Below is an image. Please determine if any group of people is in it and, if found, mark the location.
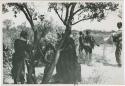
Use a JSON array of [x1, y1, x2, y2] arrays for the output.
[[79, 30, 99, 65], [78, 22, 122, 67], [10, 22, 122, 84]]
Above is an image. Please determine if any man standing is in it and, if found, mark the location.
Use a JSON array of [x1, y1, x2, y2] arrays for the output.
[[84, 30, 99, 65], [79, 31, 84, 54], [112, 22, 122, 67], [12, 30, 30, 84]]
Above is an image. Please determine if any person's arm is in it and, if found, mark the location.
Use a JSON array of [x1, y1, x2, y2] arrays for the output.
[[92, 37, 99, 46], [112, 31, 122, 42]]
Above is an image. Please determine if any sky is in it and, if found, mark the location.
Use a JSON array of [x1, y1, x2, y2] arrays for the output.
[[2, 1, 122, 32]]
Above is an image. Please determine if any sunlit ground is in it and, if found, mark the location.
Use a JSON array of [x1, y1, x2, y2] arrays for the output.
[[3, 44, 124, 84]]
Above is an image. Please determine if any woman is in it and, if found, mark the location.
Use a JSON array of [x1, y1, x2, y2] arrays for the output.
[[56, 33, 81, 84]]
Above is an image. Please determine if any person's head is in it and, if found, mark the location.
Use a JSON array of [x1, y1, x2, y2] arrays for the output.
[[79, 31, 82, 36], [117, 22, 122, 29], [20, 30, 28, 40], [86, 30, 90, 35], [82, 33, 84, 37]]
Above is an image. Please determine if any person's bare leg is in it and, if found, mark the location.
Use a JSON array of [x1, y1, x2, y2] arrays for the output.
[[88, 53, 92, 66], [85, 51, 89, 65], [115, 48, 121, 67]]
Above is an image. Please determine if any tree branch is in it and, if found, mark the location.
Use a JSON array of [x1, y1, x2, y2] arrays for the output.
[[73, 8, 84, 16], [23, 3, 33, 21], [20, 7, 31, 21], [21, 7, 34, 31], [15, 3, 35, 31], [68, 3, 76, 24], [54, 8, 65, 25], [23, 4, 35, 31], [72, 16, 92, 25], [64, 5, 69, 24]]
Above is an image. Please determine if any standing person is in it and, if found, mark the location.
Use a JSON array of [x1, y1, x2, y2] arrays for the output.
[[112, 22, 122, 67], [42, 42, 56, 83], [78, 31, 86, 63], [3, 44, 9, 65], [11, 30, 30, 84], [79, 31, 84, 54], [84, 30, 99, 65], [56, 33, 81, 84]]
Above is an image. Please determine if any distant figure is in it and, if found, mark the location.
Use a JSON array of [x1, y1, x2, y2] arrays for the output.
[[11, 30, 30, 84], [3, 44, 9, 64], [112, 22, 122, 67], [79, 31, 85, 54], [3, 44, 9, 51], [84, 30, 99, 65]]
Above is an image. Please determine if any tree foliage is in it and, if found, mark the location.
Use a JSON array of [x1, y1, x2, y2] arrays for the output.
[[3, 19, 13, 30], [2, 3, 51, 84], [48, 2, 119, 26]]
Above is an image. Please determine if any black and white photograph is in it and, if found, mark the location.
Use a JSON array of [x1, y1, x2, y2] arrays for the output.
[[2, 0, 124, 85]]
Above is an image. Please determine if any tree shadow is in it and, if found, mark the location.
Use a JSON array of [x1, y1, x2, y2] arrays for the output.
[[103, 63, 118, 67], [94, 55, 118, 67], [96, 59, 118, 67]]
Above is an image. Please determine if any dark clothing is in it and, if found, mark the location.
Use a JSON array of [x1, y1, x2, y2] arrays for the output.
[[83, 35, 97, 64], [12, 39, 29, 83], [112, 30, 122, 66], [79, 36, 84, 52], [83, 35, 95, 54], [84, 35, 95, 49], [115, 46, 121, 66], [79, 36, 83, 46], [84, 46, 92, 54], [56, 37, 81, 83], [13, 39, 28, 61]]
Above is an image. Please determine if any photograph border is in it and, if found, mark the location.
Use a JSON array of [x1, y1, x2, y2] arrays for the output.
[[0, 0, 124, 86]]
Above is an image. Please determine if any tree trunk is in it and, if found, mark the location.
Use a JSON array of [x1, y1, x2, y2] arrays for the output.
[[42, 50, 61, 83], [41, 25, 71, 83], [26, 26, 37, 84]]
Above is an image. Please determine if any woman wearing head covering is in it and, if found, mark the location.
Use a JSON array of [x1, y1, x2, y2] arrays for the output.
[[56, 33, 81, 84]]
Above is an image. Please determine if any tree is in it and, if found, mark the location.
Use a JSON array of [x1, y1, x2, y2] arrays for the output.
[[118, 8, 122, 19], [41, 2, 119, 83], [3, 19, 13, 30], [2, 3, 47, 84]]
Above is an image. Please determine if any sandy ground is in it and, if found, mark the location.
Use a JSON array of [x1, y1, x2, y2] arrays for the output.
[[3, 44, 124, 84]]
